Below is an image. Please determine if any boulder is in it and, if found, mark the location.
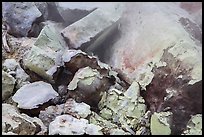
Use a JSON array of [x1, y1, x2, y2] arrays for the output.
[[61, 3, 124, 49], [2, 2, 42, 37], [12, 81, 59, 109], [23, 23, 68, 82], [104, 3, 202, 88]]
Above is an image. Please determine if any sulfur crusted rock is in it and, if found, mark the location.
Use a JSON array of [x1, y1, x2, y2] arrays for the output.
[[98, 81, 146, 134], [182, 114, 202, 135], [150, 111, 172, 135]]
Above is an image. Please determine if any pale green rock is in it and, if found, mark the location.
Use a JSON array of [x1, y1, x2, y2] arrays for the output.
[[182, 114, 202, 135], [24, 46, 56, 82], [150, 112, 172, 135], [99, 108, 113, 120], [67, 66, 101, 90], [2, 70, 16, 101], [34, 25, 67, 52], [98, 81, 146, 133]]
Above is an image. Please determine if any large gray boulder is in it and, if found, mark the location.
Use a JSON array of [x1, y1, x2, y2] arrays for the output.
[[2, 2, 42, 37]]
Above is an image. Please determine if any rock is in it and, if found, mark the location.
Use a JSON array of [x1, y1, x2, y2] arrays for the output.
[[2, 70, 16, 101], [64, 98, 91, 118], [23, 46, 56, 82], [2, 2, 42, 37], [179, 2, 202, 29], [34, 24, 68, 52], [85, 124, 103, 135], [67, 66, 112, 106], [3, 58, 30, 89], [89, 112, 129, 135], [3, 58, 19, 71], [150, 111, 172, 135], [2, 103, 36, 135], [104, 2, 202, 89], [12, 81, 59, 109], [98, 81, 146, 134], [2, 35, 36, 62], [49, 114, 89, 135], [61, 3, 124, 49], [182, 114, 202, 135], [55, 2, 94, 26], [39, 104, 64, 127], [20, 113, 47, 135], [23, 23, 68, 82], [34, 2, 49, 20]]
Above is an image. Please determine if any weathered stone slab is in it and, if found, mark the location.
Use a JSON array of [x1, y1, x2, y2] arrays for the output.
[[61, 3, 124, 49]]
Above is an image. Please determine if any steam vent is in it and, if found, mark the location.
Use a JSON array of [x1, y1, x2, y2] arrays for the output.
[[2, 2, 202, 135]]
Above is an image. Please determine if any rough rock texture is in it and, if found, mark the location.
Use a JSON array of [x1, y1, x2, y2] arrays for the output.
[[34, 24, 68, 52], [98, 81, 146, 134], [3, 58, 30, 89], [150, 112, 172, 135], [89, 112, 130, 135], [2, 34, 36, 62], [12, 81, 59, 109], [2, 2, 42, 37], [2, 103, 36, 135], [23, 23, 68, 82], [182, 114, 202, 135], [34, 2, 49, 20], [2, 70, 16, 101], [105, 2, 201, 88], [61, 3, 124, 49], [48, 114, 89, 135], [64, 98, 91, 118], [39, 104, 64, 127]]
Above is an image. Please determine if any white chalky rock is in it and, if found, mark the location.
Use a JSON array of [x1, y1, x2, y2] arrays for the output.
[[12, 81, 59, 109], [64, 99, 91, 118], [49, 115, 88, 135]]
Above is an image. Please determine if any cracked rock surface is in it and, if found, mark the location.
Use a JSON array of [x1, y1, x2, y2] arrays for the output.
[[2, 2, 202, 135]]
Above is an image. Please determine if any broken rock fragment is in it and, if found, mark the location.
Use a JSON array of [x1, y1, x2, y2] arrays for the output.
[[12, 81, 59, 109], [64, 98, 91, 118], [39, 104, 64, 127], [182, 114, 202, 135], [2, 103, 36, 135], [48, 114, 88, 135], [150, 111, 172, 135], [98, 81, 146, 134], [61, 3, 124, 49], [2, 70, 16, 101], [23, 23, 68, 82], [2, 2, 42, 37], [3, 58, 30, 89]]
